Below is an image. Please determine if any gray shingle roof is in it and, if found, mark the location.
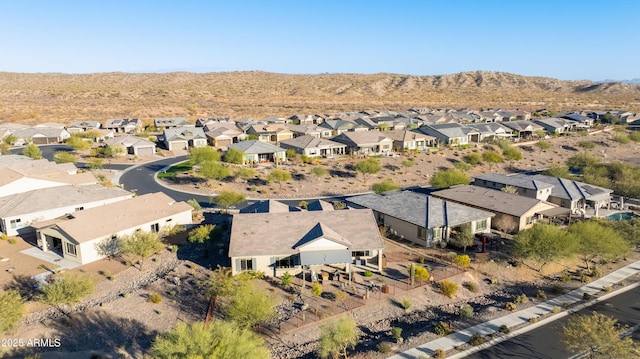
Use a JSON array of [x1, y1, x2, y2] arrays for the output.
[[346, 191, 494, 229], [473, 173, 554, 191], [227, 140, 285, 154], [511, 173, 612, 201], [279, 135, 345, 150]]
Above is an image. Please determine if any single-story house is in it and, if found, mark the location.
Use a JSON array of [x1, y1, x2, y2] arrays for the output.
[[562, 113, 594, 127], [162, 127, 207, 151], [196, 117, 232, 127], [384, 129, 437, 151], [533, 118, 575, 135], [67, 121, 102, 133], [418, 123, 480, 146], [229, 209, 384, 277], [246, 124, 294, 144], [33, 192, 193, 265], [204, 124, 245, 150], [239, 199, 301, 214], [226, 140, 286, 164], [500, 121, 545, 138], [465, 123, 514, 141], [287, 124, 333, 139], [12, 127, 71, 145], [430, 185, 559, 233], [331, 130, 394, 156], [346, 191, 494, 248], [319, 120, 366, 135], [0, 184, 132, 236], [102, 135, 157, 157], [154, 117, 194, 129], [103, 118, 143, 134], [279, 135, 346, 158]]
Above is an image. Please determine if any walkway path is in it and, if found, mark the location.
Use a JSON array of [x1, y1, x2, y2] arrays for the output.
[[389, 259, 640, 359]]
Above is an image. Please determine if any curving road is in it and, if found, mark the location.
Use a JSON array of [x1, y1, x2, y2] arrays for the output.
[[467, 285, 640, 359]]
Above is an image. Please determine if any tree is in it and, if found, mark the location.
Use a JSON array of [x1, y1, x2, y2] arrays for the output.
[[482, 150, 503, 168], [0, 142, 10, 155], [207, 266, 236, 299], [568, 221, 630, 271], [0, 290, 25, 333], [513, 223, 579, 272], [87, 157, 105, 170], [186, 198, 201, 211], [543, 164, 573, 179], [268, 168, 292, 188], [2, 134, 17, 145], [151, 321, 270, 359], [430, 169, 470, 189], [53, 151, 78, 164], [189, 146, 220, 165], [40, 273, 95, 316], [199, 161, 231, 180], [224, 281, 277, 328], [66, 136, 92, 151], [23, 143, 42, 159], [188, 224, 220, 243], [119, 231, 164, 270], [223, 148, 244, 164], [317, 316, 359, 359], [493, 215, 518, 234], [211, 190, 246, 210], [562, 311, 637, 359], [455, 223, 474, 253], [567, 152, 600, 171], [372, 178, 400, 194], [354, 158, 381, 183]]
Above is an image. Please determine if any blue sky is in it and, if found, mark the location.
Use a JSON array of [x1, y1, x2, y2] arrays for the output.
[[0, 0, 638, 80]]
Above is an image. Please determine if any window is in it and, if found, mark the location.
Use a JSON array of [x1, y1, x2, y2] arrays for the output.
[[476, 219, 487, 231], [274, 256, 295, 269], [239, 259, 253, 271], [65, 243, 77, 256], [526, 216, 535, 225], [418, 227, 426, 239], [10, 219, 21, 229], [75, 206, 84, 211], [433, 228, 442, 240], [351, 250, 370, 258], [382, 145, 390, 150]]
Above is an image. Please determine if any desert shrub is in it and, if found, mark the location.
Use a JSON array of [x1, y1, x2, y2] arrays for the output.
[[280, 272, 293, 288], [401, 298, 412, 310], [439, 280, 458, 298], [578, 141, 595, 149], [463, 153, 482, 165], [463, 281, 478, 292], [514, 293, 529, 304], [311, 283, 323, 296], [535, 289, 547, 299], [363, 270, 373, 277], [391, 327, 403, 343], [401, 158, 415, 167], [590, 266, 603, 278], [459, 304, 474, 318], [551, 284, 565, 295], [8, 238, 17, 245], [433, 348, 446, 358], [502, 146, 523, 161], [583, 292, 593, 300], [552, 306, 561, 314], [489, 278, 499, 285], [602, 285, 612, 293], [148, 293, 162, 304], [499, 324, 510, 334], [504, 302, 517, 311], [560, 273, 571, 282], [629, 131, 640, 142], [528, 316, 539, 323], [580, 275, 592, 283], [453, 161, 473, 171], [454, 255, 470, 268], [468, 333, 484, 346], [375, 342, 392, 354], [613, 135, 631, 144], [434, 321, 452, 336]]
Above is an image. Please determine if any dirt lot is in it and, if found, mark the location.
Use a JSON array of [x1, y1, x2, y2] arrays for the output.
[[2, 128, 640, 358]]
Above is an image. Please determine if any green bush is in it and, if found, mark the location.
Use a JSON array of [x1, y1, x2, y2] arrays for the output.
[[439, 280, 458, 298], [602, 285, 612, 293], [535, 289, 547, 299], [401, 298, 412, 310], [391, 327, 403, 343], [499, 324, 510, 334], [459, 304, 474, 318], [528, 316, 539, 323], [463, 281, 478, 292], [433, 348, 446, 359], [504, 302, 517, 311], [552, 306, 561, 314], [280, 271, 293, 288], [590, 266, 603, 278], [463, 153, 482, 165], [363, 270, 374, 277], [514, 293, 529, 304], [560, 273, 571, 282], [8, 238, 17, 245], [454, 255, 471, 268], [401, 158, 415, 167], [468, 333, 484, 346], [147, 293, 162, 304], [377, 342, 392, 354], [629, 131, 640, 142], [613, 135, 631, 144], [311, 283, 323, 296], [578, 141, 596, 149], [434, 321, 452, 336]]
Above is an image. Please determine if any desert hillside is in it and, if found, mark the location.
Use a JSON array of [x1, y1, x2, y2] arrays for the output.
[[0, 71, 639, 123]]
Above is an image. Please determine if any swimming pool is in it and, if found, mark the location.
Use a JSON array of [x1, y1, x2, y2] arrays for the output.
[[605, 212, 639, 221]]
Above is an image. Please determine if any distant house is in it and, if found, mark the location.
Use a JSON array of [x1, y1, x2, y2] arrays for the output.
[[228, 209, 384, 277], [465, 122, 514, 141], [319, 120, 366, 136], [204, 123, 245, 150], [331, 130, 394, 156], [346, 191, 494, 248], [103, 118, 143, 134], [418, 123, 480, 146], [279, 135, 346, 158], [562, 113, 594, 127], [628, 119, 640, 131], [533, 118, 574, 135], [12, 127, 71, 145], [431, 185, 559, 233], [162, 127, 207, 151], [246, 124, 294, 144], [500, 121, 545, 138], [384, 129, 437, 151], [67, 120, 102, 133], [473, 173, 613, 216], [288, 124, 333, 139], [226, 140, 286, 164], [154, 117, 194, 130], [102, 135, 157, 157], [33, 192, 193, 265], [195, 117, 232, 127], [0, 185, 132, 236]]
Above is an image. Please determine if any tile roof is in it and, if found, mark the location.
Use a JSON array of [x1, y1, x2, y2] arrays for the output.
[[227, 140, 285, 154]]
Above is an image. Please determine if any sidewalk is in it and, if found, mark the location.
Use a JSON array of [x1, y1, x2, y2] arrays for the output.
[[389, 259, 640, 359]]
